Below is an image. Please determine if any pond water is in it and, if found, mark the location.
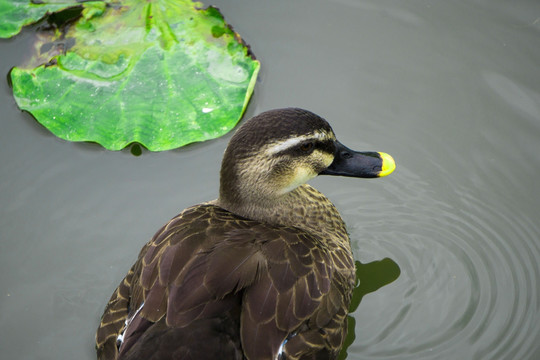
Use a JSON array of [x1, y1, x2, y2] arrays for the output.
[[1, 0, 540, 359]]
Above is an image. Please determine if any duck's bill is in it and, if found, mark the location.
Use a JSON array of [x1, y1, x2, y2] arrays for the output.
[[320, 141, 395, 178]]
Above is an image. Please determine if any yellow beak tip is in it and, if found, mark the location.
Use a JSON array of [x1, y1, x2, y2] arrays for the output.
[[378, 152, 396, 177]]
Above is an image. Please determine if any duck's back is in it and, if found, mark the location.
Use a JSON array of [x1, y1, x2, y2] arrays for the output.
[[96, 202, 354, 360]]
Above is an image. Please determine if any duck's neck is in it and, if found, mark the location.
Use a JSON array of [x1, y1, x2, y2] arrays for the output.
[[215, 184, 350, 248]]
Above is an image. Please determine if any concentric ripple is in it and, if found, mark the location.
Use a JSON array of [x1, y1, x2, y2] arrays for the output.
[[320, 162, 540, 359]]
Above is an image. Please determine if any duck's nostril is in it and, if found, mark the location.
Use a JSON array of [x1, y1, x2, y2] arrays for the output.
[[341, 151, 352, 159]]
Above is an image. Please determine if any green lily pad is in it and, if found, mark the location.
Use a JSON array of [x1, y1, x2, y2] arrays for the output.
[[8, 0, 260, 151], [0, 0, 85, 39]]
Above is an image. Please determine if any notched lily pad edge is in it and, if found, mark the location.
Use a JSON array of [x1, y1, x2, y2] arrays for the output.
[[7, 1, 261, 152]]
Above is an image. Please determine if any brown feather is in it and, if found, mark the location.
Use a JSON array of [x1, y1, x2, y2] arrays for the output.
[[244, 271, 279, 324], [241, 308, 286, 360], [275, 287, 300, 330], [293, 277, 320, 320], [96, 200, 355, 360], [95, 108, 372, 360]]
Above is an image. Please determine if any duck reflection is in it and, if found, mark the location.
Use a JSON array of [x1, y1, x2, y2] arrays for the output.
[[339, 258, 401, 359]]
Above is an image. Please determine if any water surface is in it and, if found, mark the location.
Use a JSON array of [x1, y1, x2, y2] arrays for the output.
[[1, 1, 539, 359]]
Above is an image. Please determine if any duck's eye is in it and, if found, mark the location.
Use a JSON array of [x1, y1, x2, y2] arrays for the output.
[[299, 142, 315, 153]]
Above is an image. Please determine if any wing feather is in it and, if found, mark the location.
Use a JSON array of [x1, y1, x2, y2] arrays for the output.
[[96, 204, 354, 360]]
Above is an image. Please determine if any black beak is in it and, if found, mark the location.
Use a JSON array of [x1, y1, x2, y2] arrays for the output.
[[320, 141, 395, 178]]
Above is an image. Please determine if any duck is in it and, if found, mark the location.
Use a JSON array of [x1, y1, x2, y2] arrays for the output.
[[95, 108, 395, 360]]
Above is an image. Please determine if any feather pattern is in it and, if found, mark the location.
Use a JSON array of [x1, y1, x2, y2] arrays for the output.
[[95, 108, 395, 360], [96, 201, 354, 360]]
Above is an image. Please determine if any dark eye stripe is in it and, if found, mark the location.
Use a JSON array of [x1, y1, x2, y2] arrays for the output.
[[315, 139, 335, 155], [299, 142, 314, 152]]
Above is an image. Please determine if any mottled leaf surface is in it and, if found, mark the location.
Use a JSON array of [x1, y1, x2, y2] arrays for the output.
[[0, 0, 89, 38], [9, 0, 260, 150]]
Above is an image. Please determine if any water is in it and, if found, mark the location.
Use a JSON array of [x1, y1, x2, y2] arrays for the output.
[[1, 0, 540, 359]]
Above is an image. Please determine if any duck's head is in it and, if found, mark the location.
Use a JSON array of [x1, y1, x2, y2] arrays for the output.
[[217, 108, 395, 213]]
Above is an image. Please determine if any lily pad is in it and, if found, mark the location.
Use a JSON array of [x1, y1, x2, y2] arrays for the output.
[[8, 0, 260, 151], [0, 0, 86, 39]]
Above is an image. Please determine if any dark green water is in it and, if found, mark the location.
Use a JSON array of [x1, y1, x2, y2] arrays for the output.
[[1, 1, 540, 359]]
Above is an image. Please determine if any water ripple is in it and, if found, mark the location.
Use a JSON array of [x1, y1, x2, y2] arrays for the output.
[[328, 164, 540, 359]]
